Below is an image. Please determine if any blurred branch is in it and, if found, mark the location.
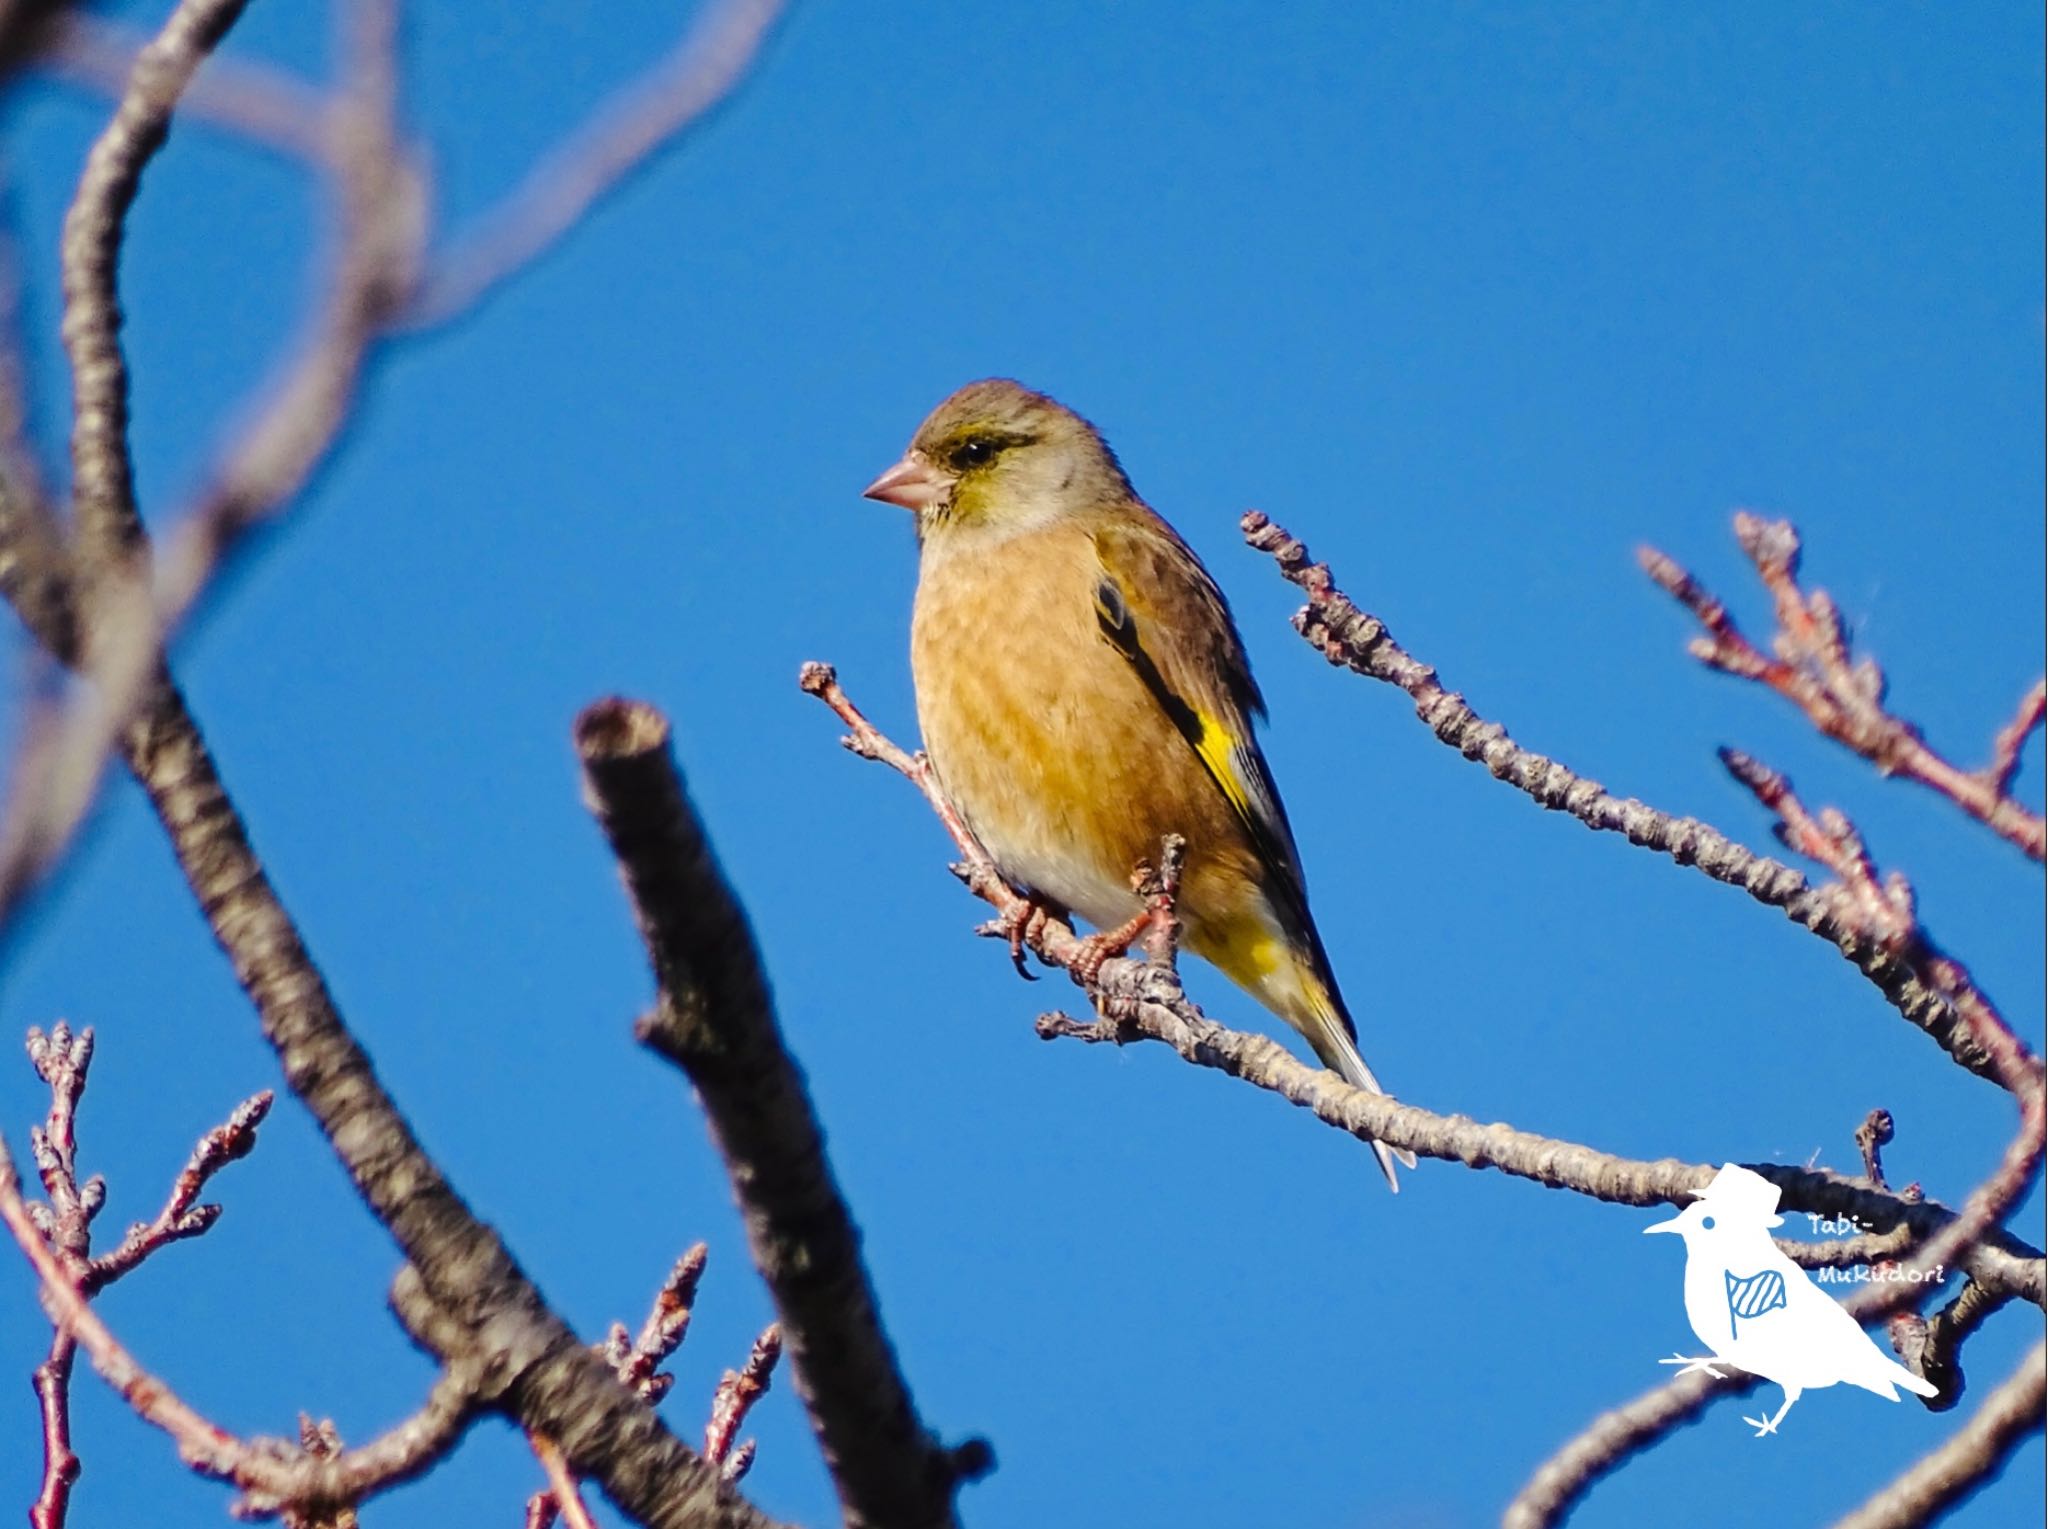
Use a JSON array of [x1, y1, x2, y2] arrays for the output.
[[1831, 1341, 2045, 1529], [17, 1023, 271, 1527], [1856, 1107, 1894, 1189], [1241, 510, 2040, 1092], [0, 4, 820, 1524], [576, 695, 989, 1529], [36, 11, 332, 163], [0, 0, 792, 945], [1641, 514, 2044, 860], [607, 1242, 709, 1404], [1889, 1277, 2009, 1413], [0, 0, 254, 935], [1503, 1363, 1757, 1529], [85, 1085, 270, 1291], [405, 0, 788, 326]]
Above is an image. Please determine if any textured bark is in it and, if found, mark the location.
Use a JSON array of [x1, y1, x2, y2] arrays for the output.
[[122, 680, 782, 1529], [578, 696, 989, 1529]]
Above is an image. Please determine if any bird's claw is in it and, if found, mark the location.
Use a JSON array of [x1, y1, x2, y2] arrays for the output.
[[1742, 1413, 1780, 1438], [979, 896, 1055, 980], [1658, 1353, 1729, 1379]]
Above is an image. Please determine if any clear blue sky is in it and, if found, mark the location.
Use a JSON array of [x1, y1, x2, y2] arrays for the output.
[[1, 3, 2041, 1527]]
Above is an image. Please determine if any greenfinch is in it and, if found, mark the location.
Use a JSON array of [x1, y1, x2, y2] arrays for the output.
[[865, 379, 1412, 1190]]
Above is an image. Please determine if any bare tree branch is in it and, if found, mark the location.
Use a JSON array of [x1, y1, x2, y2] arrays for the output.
[[60, 0, 251, 571], [1890, 1276, 2012, 1413], [0, 5, 818, 1522], [704, 1325, 781, 1484], [1641, 515, 2045, 860], [35, 12, 333, 163], [576, 694, 992, 1529], [1831, 1341, 2046, 1529], [2, 1025, 477, 1524], [798, 664, 2044, 1302], [1240, 510, 2041, 1093], [526, 1434, 599, 1529], [405, 0, 789, 327], [1502, 1364, 1754, 1529]]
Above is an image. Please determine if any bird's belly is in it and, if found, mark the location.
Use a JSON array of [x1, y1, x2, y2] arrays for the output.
[[924, 690, 1157, 930], [912, 545, 1197, 932]]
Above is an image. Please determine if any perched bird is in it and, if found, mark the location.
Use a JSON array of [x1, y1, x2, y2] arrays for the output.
[[864, 378, 1412, 1189], [1646, 1164, 1939, 1435]]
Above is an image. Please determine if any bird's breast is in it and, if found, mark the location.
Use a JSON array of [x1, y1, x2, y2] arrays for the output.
[[909, 526, 1243, 932]]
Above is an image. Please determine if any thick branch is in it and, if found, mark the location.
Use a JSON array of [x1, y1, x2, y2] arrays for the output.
[[118, 681, 779, 1529], [576, 695, 989, 1529], [61, 0, 251, 570]]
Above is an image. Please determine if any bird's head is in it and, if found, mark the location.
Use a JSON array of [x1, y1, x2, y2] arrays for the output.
[[863, 378, 1133, 543]]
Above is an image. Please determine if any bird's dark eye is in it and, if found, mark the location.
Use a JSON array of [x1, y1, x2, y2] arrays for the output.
[[953, 437, 997, 469], [1700, 1215, 1716, 1231]]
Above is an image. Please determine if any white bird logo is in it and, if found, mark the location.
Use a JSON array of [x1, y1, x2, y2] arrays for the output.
[[1644, 1163, 1938, 1436]]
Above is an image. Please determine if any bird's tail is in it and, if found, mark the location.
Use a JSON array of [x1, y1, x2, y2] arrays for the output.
[[1267, 935, 1414, 1193], [1301, 966, 1416, 1194], [1195, 911, 1414, 1191]]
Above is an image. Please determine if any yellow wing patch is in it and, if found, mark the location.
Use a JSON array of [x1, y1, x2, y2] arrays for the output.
[[1192, 709, 1257, 824]]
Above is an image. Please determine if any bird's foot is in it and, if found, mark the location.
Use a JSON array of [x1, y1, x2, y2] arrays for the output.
[[978, 895, 1058, 980], [1070, 906, 1153, 987], [1658, 1353, 1729, 1379], [1742, 1412, 1781, 1438]]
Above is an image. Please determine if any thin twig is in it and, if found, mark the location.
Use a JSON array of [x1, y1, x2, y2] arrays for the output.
[[1856, 1108, 1894, 1189], [1641, 515, 2044, 859], [86, 1088, 270, 1290], [604, 1242, 708, 1404], [526, 1434, 599, 1529], [61, 0, 252, 570], [1243, 510, 2040, 1092], [704, 1325, 781, 1483], [2, 1127, 482, 1520]]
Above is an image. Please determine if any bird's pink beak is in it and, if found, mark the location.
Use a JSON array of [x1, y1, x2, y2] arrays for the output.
[[863, 453, 948, 512]]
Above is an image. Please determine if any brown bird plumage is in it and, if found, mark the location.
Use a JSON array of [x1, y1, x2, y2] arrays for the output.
[[866, 379, 1410, 1189]]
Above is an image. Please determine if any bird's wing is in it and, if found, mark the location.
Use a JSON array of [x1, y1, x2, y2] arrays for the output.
[[1090, 514, 1307, 896]]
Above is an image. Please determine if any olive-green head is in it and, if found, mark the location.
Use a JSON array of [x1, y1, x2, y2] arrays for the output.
[[863, 378, 1133, 541]]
